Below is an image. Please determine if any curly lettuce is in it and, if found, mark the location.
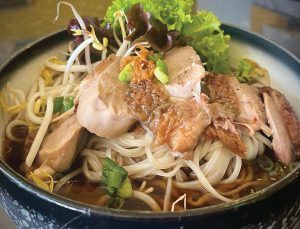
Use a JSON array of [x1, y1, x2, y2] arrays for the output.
[[182, 11, 231, 73], [104, 0, 193, 31], [105, 1, 231, 74]]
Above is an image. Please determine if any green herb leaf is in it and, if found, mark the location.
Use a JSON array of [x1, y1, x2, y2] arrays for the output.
[[104, 0, 193, 31], [182, 11, 231, 73]]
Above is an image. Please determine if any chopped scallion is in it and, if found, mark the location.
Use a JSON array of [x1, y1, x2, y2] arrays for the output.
[[118, 63, 133, 83], [53, 96, 64, 113], [117, 177, 132, 198], [62, 96, 74, 112], [100, 157, 132, 201], [156, 58, 168, 73], [154, 67, 169, 84]]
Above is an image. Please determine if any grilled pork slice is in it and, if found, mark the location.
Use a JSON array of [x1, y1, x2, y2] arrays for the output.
[[261, 87, 300, 164], [76, 55, 136, 138], [147, 97, 211, 154], [37, 114, 86, 172], [164, 46, 205, 99]]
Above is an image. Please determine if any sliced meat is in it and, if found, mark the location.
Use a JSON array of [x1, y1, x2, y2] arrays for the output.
[[204, 73, 240, 120], [125, 80, 169, 121], [79, 55, 117, 92], [77, 55, 136, 138], [37, 114, 86, 172], [263, 92, 292, 165], [236, 84, 271, 136], [147, 98, 211, 153], [205, 121, 246, 158], [260, 87, 300, 148], [204, 74, 246, 156], [164, 46, 205, 99]]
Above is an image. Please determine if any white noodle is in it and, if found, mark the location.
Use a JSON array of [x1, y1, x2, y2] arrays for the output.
[[221, 155, 242, 184], [163, 178, 172, 211], [5, 119, 28, 142], [25, 96, 53, 167], [184, 160, 230, 202], [26, 92, 44, 124]]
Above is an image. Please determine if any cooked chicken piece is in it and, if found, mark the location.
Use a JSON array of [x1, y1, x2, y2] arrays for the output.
[[236, 84, 271, 136], [147, 98, 211, 153], [205, 120, 246, 158], [263, 92, 292, 165], [164, 46, 205, 99], [79, 55, 117, 92], [204, 73, 240, 120], [37, 114, 86, 172], [260, 87, 300, 148], [77, 55, 136, 138], [125, 80, 169, 121]]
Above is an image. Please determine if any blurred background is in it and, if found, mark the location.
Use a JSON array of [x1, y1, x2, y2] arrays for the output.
[[0, 0, 299, 228]]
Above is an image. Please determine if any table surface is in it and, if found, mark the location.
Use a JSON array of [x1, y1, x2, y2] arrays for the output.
[[0, 0, 299, 228]]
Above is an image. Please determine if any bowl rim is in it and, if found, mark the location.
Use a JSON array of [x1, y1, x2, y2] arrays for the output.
[[0, 24, 300, 221]]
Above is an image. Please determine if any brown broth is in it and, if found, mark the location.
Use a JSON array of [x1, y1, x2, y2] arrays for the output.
[[2, 137, 294, 211]]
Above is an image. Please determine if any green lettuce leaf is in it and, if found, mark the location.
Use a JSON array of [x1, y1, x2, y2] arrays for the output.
[[104, 0, 193, 31], [182, 11, 231, 73]]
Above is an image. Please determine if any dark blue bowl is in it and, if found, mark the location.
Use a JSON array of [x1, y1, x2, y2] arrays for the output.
[[1, 25, 300, 229]]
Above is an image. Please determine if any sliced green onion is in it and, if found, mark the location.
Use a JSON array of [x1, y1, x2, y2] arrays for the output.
[[148, 53, 162, 62], [62, 96, 74, 112], [154, 68, 169, 84], [118, 63, 133, 83], [107, 186, 116, 197], [100, 157, 131, 199], [103, 157, 116, 170], [156, 58, 168, 73], [117, 177, 132, 198], [53, 96, 64, 113], [258, 155, 274, 172], [108, 170, 123, 189]]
